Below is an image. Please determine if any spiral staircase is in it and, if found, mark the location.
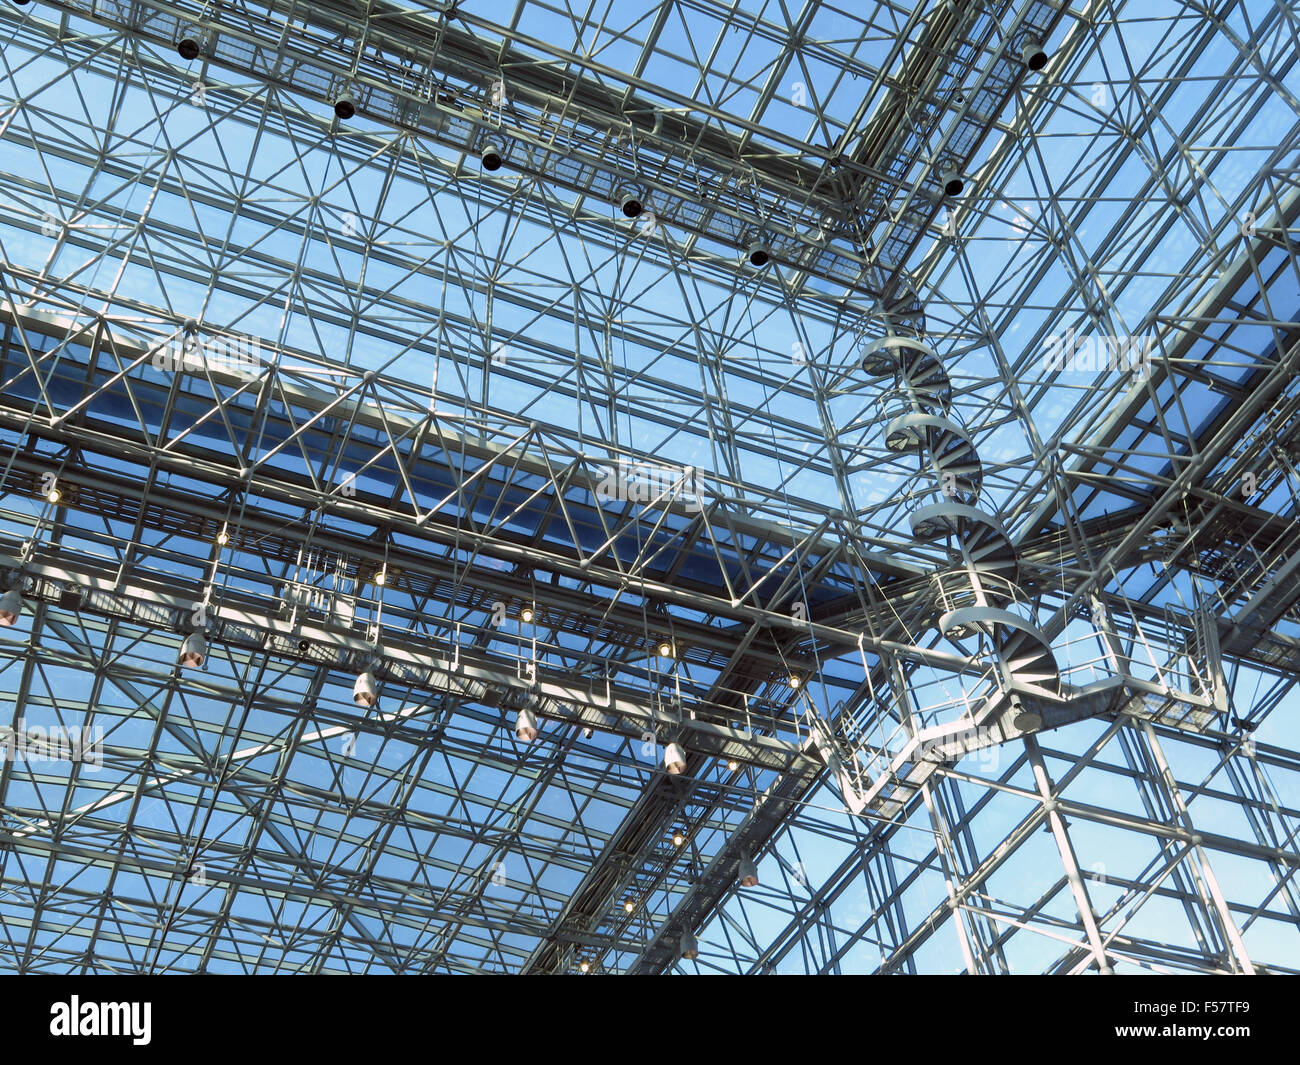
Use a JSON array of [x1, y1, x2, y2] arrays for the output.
[[864, 332, 1062, 732]]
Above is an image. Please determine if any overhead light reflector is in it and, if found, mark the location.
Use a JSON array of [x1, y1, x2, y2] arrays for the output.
[[179, 632, 207, 668], [353, 670, 379, 707], [516, 706, 539, 742], [0, 589, 24, 626]]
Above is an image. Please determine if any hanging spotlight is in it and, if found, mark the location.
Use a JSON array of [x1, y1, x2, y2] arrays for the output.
[[788, 673, 803, 690], [1020, 35, 1048, 71], [179, 632, 207, 668], [177, 32, 202, 61], [1013, 705, 1043, 731], [727, 758, 739, 772], [623, 898, 636, 914], [663, 741, 687, 775], [374, 567, 387, 586], [616, 181, 645, 219], [1009, 695, 1042, 732], [940, 168, 964, 197], [333, 90, 357, 120], [578, 959, 591, 973], [520, 605, 535, 624], [353, 670, 379, 707], [45, 486, 61, 504], [516, 705, 539, 742], [480, 142, 504, 171], [738, 855, 759, 888], [0, 588, 25, 626], [680, 931, 698, 960], [745, 237, 771, 268], [215, 530, 229, 546], [672, 828, 686, 847], [656, 639, 673, 658]]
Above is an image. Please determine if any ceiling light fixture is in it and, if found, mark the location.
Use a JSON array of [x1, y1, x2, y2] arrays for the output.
[[0, 588, 24, 626], [1020, 35, 1048, 71], [353, 670, 379, 707], [738, 856, 759, 888], [516, 706, 539, 742], [178, 632, 207, 669], [616, 181, 645, 219], [333, 90, 356, 120], [177, 32, 201, 61]]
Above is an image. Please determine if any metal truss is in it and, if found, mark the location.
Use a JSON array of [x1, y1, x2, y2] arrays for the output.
[[0, 0, 1297, 974]]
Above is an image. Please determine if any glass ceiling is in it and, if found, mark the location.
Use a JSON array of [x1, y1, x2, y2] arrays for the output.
[[0, 0, 1298, 974]]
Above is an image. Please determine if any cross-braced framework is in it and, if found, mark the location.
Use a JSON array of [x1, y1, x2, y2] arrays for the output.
[[0, 0, 1297, 975]]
